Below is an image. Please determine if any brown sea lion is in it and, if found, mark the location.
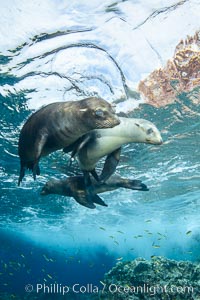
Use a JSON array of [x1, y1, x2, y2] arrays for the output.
[[18, 97, 120, 185], [41, 175, 149, 209], [66, 117, 163, 183]]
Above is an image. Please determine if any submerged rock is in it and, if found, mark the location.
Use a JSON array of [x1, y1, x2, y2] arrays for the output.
[[138, 32, 200, 107], [99, 256, 200, 299]]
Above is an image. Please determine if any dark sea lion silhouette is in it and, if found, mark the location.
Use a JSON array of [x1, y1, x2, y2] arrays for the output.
[[18, 97, 120, 185], [41, 175, 149, 209]]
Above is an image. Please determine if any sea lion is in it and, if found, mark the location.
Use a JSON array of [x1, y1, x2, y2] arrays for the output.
[[67, 117, 163, 183], [18, 97, 120, 185], [41, 175, 149, 209]]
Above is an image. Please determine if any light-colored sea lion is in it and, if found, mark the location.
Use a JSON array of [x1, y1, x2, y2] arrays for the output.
[[18, 97, 120, 185], [41, 175, 149, 209], [68, 117, 163, 182]]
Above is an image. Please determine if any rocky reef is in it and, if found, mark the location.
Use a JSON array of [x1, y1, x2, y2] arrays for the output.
[[138, 32, 200, 107], [99, 256, 200, 299]]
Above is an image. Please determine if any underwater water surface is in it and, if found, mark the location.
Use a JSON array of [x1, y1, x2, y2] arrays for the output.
[[0, 0, 200, 299]]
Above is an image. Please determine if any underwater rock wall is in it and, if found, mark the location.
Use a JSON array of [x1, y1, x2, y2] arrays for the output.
[[99, 256, 200, 299], [138, 32, 200, 107]]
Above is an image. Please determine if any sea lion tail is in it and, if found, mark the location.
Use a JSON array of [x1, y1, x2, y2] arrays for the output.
[[118, 179, 149, 191]]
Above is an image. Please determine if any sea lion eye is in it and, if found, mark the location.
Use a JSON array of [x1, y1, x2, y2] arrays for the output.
[[147, 128, 153, 135], [95, 109, 104, 118], [135, 123, 140, 127]]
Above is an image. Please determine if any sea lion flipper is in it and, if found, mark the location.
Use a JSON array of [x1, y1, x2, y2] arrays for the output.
[[32, 161, 41, 180], [73, 190, 107, 208], [119, 179, 149, 191], [18, 164, 25, 186], [92, 195, 108, 207], [100, 147, 121, 182], [90, 169, 100, 182], [73, 193, 96, 209]]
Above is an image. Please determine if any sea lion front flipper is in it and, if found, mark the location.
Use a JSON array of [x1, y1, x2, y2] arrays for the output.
[[18, 164, 26, 186], [73, 192, 96, 209], [92, 195, 108, 207], [100, 147, 121, 182], [73, 190, 107, 208], [63, 133, 93, 166], [118, 179, 149, 191]]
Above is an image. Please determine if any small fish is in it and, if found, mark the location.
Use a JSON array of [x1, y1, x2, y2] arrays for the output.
[[21, 254, 25, 258], [114, 241, 119, 245], [186, 230, 192, 235], [151, 255, 156, 259], [9, 273, 14, 276], [49, 259, 54, 262], [152, 245, 160, 249], [145, 219, 152, 223], [109, 236, 114, 239], [117, 230, 124, 234], [157, 232, 167, 238], [47, 274, 53, 279], [43, 255, 50, 262], [99, 227, 106, 231], [116, 257, 123, 261]]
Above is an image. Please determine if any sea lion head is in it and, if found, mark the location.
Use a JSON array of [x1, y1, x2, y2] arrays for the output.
[[78, 97, 120, 129], [133, 119, 163, 145]]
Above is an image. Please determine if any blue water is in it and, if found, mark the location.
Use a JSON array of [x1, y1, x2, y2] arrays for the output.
[[0, 1, 200, 299]]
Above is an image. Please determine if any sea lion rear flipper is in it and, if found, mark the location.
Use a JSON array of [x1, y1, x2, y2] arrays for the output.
[[18, 164, 25, 186], [100, 147, 121, 182], [32, 161, 40, 180], [31, 131, 47, 180]]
